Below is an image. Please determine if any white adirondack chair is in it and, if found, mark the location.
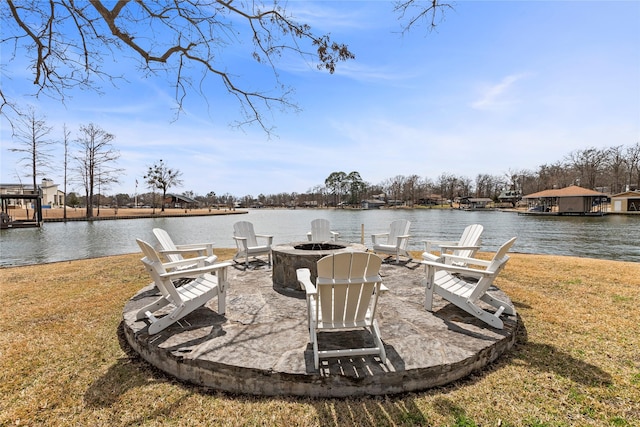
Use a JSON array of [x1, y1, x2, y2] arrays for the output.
[[371, 219, 412, 263], [153, 228, 218, 268], [297, 251, 387, 370], [232, 221, 273, 269], [421, 237, 517, 329], [422, 224, 483, 265], [136, 239, 232, 335], [306, 218, 340, 242]]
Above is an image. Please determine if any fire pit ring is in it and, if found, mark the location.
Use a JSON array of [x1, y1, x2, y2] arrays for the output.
[[271, 241, 367, 297]]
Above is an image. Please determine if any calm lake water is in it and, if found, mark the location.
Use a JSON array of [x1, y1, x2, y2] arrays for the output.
[[1, 209, 639, 267]]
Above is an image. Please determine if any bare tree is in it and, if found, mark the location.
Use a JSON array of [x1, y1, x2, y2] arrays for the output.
[[1, 0, 355, 133], [74, 123, 121, 218], [536, 161, 574, 190], [435, 173, 457, 202], [6, 106, 54, 193], [606, 145, 628, 194], [475, 174, 494, 198], [62, 124, 71, 219], [625, 142, 640, 190], [565, 147, 608, 189], [402, 174, 421, 206], [415, 176, 436, 204], [383, 175, 407, 204], [144, 159, 183, 212], [458, 176, 473, 198]]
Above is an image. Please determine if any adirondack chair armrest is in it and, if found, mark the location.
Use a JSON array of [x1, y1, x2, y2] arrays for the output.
[[422, 239, 457, 251], [160, 256, 209, 270], [233, 235, 248, 248], [296, 268, 317, 296], [174, 242, 215, 255], [160, 261, 233, 279], [371, 232, 389, 244], [254, 234, 274, 244], [395, 234, 411, 243], [159, 243, 214, 257], [441, 254, 491, 268], [159, 248, 201, 254], [420, 259, 489, 278], [438, 244, 480, 252]]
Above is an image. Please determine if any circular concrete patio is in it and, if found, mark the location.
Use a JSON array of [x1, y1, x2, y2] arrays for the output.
[[122, 259, 519, 397]]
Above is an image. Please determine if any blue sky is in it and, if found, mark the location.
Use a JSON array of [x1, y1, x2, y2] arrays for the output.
[[1, 1, 639, 198]]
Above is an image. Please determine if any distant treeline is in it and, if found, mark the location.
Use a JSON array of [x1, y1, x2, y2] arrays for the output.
[[70, 143, 639, 209]]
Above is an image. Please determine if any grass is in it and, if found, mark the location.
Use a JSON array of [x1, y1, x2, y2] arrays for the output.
[[1, 249, 639, 426]]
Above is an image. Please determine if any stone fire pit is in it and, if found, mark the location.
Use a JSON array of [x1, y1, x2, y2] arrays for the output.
[[271, 241, 367, 297]]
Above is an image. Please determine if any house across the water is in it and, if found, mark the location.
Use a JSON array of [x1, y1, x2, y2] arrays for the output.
[[459, 197, 494, 210], [0, 178, 64, 228]]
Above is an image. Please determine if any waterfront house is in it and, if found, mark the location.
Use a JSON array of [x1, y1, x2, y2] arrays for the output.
[[460, 197, 494, 210], [164, 193, 199, 209]]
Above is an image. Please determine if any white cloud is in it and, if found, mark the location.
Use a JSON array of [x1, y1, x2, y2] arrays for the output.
[[470, 73, 529, 111]]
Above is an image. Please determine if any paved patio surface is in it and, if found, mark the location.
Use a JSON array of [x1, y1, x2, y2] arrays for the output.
[[122, 258, 518, 397]]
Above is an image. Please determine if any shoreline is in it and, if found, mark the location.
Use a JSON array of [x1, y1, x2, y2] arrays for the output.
[[42, 209, 248, 222], [37, 207, 248, 221]]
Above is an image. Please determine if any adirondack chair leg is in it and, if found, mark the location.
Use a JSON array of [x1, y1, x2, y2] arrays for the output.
[[147, 312, 181, 335], [217, 271, 228, 315], [465, 301, 504, 329], [423, 264, 435, 311], [136, 297, 170, 320], [311, 327, 319, 370], [480, 294, 516, 316], [371, 320, 386, 363]]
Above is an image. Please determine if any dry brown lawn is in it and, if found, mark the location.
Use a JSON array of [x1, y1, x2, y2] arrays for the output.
[[1, 249, 639, 426]]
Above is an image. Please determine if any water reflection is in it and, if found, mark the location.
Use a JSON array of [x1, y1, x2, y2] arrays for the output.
[[1, 209, 638, 266]]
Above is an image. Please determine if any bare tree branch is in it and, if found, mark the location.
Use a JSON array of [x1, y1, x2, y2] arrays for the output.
[[1, 0, 355, 133], [394, 0, 454, 33]]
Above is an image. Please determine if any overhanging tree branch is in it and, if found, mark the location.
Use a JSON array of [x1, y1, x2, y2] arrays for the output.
[[1, 0, 356, 133], [394, 0, 453, 33]]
